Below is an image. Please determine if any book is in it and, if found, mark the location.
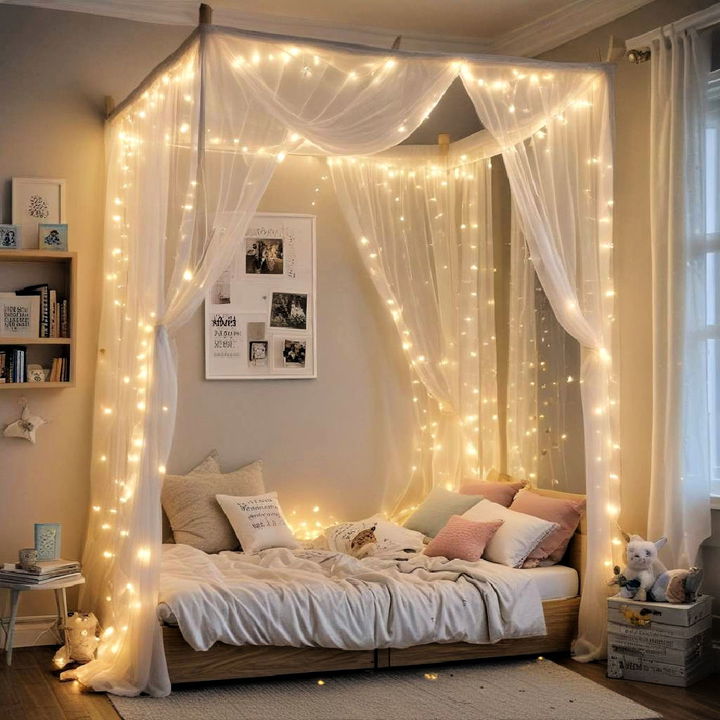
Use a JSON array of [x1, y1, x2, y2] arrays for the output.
[[0, 567, 79, 582], [49, 289, 57, 337], [0, 349, 5, 383], [60, 299, 69, 338], [18, 559, 79, 575], [0, 572, 81, 586], [17, 284, 50, 337], [0, 293, 40, 338]]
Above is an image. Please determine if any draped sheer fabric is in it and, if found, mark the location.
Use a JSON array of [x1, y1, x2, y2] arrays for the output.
[[69, 25, 617, 694], [463, 62, 619, 661], [647, 27, 712, 568], [330, 147, 499, 510]]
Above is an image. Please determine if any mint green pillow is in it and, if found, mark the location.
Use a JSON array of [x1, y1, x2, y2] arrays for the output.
[[403, 487, 484, 537]]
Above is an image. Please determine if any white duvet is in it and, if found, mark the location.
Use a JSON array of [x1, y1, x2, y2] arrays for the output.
[[158, 543, 547, 651]]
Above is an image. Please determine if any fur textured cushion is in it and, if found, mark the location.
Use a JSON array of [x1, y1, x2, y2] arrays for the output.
[[424, 516, 504, 562], [162, 460, 265, 553]]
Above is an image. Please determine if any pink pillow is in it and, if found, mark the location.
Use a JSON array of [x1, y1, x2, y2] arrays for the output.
[[459, 481, 524, 507], [424, 515, 504, 562], [509, 489, 586, 567]]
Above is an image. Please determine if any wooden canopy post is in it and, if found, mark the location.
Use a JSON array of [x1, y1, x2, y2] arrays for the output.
[[104, 96, 116, 119], [199, 3, 213, 25], [437, 133, 450, 156]]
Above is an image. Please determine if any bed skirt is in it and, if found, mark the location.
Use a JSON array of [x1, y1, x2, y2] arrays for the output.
[[163, 595, 580, 684]]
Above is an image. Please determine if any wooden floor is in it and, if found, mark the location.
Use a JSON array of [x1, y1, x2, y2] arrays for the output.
[[0, 645, 718, 720]]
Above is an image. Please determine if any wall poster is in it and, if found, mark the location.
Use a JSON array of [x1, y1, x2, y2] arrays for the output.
[[205, 213, 317, 379]]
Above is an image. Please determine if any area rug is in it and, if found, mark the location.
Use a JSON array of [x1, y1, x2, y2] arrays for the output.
[[109, 658, 660, 720]]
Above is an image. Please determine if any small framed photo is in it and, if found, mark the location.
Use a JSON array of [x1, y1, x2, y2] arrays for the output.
[[0, 225, 20, 249], [248, 340, 268, 368], [246, 237, 284, 275], [269, 292, 308, 330], [39, 223, 68, 251], [12, 177, 66, 248], [282, 338, 307, 368], [34, 522, 61, 561]]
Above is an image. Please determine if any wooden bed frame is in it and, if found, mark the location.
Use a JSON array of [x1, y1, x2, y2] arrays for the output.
[[163, 488, 587, 684]]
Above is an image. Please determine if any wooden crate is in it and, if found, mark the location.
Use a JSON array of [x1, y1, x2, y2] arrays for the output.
[[607, 595, 714, 687]]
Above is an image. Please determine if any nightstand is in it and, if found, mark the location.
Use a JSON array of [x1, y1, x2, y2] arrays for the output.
[[0, 575, 85, 666]]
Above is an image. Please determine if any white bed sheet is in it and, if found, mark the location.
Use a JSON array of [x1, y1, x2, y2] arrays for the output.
[[520, 564, 578, 601], [157, 543, 549, 651]]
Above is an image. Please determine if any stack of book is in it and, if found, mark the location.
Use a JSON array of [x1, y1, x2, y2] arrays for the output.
[[48, 356, 69, 382], [0, 346, 26, 383], [17, 283, 70, 338], [0, 559, 81, 586]]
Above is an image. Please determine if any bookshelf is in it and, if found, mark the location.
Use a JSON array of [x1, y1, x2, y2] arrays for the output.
[[0, 250, 76, 389]]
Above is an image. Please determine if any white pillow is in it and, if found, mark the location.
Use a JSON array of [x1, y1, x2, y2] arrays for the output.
[[462, 499, 558, 568], [216, 491, 299, 554], [325, 516, 425, 558]]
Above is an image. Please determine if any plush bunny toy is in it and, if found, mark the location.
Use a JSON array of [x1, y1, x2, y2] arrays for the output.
[[617, 534, 667, 601]]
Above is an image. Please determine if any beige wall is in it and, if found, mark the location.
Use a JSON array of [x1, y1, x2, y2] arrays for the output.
[[171, 157, 415, 522], [0, 5, 189, 617]]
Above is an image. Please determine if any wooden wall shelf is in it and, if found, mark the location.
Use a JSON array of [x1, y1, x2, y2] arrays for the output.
[[0, 250, 76, 389]]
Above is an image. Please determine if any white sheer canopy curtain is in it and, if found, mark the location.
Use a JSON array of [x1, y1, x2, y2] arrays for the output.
[[70, 24, 616, 695], [462, 62, 620, 661], [330, 148, 499, 512], [70, 28, 457, 697], [647, 26, 712, 568]]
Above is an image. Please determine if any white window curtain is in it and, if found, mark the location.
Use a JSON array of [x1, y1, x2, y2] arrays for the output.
[[330, 146, 499, 511], [67, 26, 616, 695], [462, 63, 619, 661], [647, 26, 712, 568]]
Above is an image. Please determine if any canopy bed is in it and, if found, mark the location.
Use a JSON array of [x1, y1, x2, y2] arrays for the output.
[[66, 5, 620, 697]]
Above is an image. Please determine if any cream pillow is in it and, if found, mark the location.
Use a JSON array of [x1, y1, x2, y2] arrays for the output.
[[462, 498, 559, 568], [162, 460, 265, 553], [216, 491, 299, 554], [161, 451, 222, 543]]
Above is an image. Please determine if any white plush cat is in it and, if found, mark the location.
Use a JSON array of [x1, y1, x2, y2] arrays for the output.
[[618, 534, 667, 601]]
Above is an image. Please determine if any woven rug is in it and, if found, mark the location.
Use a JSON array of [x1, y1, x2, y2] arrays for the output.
[[109, 658, 660, 720]]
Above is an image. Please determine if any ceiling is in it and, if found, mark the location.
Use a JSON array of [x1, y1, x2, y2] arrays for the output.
[[1, 0, 654, 55], [208, 0, 574, 42]]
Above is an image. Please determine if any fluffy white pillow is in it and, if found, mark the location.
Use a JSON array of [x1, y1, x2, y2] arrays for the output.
[[462, 499, 558, 568], [325, 516, 425, 558], [216, 491, 299, 554]]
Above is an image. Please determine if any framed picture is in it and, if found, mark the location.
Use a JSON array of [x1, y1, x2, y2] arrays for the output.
[[34, 522, 61, 561], [0, 293, 40, 337], [38, 223, 68, 251], [0, 225, 20, 249], [12, 177, 66, 249], [205, 213, 316, 379]]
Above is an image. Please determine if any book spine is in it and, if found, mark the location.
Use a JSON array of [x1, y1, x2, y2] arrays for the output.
[[49, 290, 57, 338], [0, 350, 5, 383], [61, 299, 68, 338], [40, 286, 49, 337]]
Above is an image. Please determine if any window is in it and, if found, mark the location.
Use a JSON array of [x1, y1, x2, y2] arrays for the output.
[[705, 70, 720, 498]]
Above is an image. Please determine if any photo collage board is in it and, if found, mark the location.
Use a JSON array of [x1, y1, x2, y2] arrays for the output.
[[205, 213, 316, 379]]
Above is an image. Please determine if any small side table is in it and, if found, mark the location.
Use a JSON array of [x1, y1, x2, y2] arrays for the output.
[[0, 575, 85, 666]]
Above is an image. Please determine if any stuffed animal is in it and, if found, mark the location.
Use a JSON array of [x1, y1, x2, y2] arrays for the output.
[[53, 612, 99, 669], [614, 534, 667, 601], [649, 567, 704, 603]]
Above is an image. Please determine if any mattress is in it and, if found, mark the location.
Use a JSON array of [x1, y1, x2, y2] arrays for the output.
[[518, 564, 578, 601]]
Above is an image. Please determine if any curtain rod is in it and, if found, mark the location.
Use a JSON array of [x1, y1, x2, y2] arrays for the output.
[[626, 2, 720, 55]]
